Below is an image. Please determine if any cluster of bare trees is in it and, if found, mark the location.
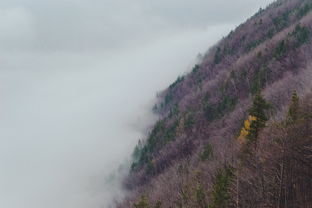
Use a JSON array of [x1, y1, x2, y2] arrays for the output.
[[230, 94, 312, 208], [117, 1, 312, 207]]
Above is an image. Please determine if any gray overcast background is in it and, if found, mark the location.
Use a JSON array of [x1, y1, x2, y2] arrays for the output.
[[0, 0, 273, 208]]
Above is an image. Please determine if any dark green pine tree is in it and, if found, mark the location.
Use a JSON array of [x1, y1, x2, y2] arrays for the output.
[[247, 93, 270, 142], [134, 196, 150, 208], [209, 165, 234, 208], [154, 201, 162, 208], [286, 91, 299, 125]]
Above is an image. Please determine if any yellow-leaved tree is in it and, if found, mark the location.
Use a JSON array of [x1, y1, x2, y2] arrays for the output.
[[237, 115, 257, 144]]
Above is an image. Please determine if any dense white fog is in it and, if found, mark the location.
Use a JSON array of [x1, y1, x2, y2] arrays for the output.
[[0, 0, 273, 207]]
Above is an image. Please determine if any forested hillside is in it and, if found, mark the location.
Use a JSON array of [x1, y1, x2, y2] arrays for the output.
[[118, 0, 312, 207]]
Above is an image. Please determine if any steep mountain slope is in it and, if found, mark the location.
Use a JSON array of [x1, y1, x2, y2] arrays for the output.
[[118, 0, 312, 207]]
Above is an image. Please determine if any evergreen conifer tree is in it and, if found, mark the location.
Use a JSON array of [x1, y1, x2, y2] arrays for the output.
[[286, 91, 299, 124], [247, 93, 270, 142]]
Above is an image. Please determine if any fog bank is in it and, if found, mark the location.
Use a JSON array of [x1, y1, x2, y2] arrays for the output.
[[0, 0, 273, 207]]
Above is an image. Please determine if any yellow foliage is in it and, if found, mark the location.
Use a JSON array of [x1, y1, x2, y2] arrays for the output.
[[237, 115, 257, 144], [240, 128, 249, 137], [244, 120, 251, 131], [249, 115, 257, 121]]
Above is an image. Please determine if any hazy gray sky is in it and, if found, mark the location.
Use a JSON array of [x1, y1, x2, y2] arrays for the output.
[[0, 0, 273, 208]]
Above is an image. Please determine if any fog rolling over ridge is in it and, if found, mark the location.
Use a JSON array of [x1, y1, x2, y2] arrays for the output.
[[0, 0, 273, 207]]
